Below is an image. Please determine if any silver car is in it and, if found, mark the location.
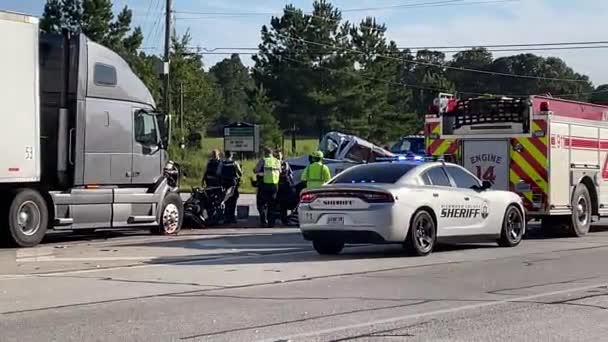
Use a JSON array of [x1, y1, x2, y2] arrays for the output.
[[298, 160, 525, 256]]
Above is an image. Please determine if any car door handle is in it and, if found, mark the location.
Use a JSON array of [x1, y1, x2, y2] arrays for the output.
[[433, 193, 439, 198], [464, 197, 470, 201], [133, 171, 140, 177]]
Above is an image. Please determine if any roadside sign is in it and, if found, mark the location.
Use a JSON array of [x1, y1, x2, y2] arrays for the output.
[[223, 122, 260, 152]]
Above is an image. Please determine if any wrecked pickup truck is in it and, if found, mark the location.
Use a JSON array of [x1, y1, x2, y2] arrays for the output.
[[287, 132, 395, 181]]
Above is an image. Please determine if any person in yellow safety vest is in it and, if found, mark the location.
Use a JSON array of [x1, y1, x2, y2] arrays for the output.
[[301, 150, 331, 189], [254, 147, 281, 227]]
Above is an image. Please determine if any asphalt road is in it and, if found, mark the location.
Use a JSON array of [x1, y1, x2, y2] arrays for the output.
[[1, 223, 608, 341]]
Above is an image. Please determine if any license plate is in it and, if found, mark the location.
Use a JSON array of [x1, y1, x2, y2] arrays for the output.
[[327, 215, 345, 225]]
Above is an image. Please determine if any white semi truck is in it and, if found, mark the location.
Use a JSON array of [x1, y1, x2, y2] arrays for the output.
[[0, 11, 182, 247]]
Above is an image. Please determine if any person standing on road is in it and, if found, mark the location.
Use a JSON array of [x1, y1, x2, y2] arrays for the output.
[[254, 147, 281, 227], [275, 151, 294, 224], [203, 149, 222, 187], [219, 151, 242, 224], [276, 151, 294, 187], [301, 150, 331, 190]]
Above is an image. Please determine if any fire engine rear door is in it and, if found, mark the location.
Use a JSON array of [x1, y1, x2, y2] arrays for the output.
[[462, 140, 510, 191]]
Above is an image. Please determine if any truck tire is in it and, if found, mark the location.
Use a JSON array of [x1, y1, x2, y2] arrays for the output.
[[2, 189, 49, 247], [404, 209, 436, 256], [498, 205, 525, 247], [151, 192, 183, 235], [567, 184, 592, 237]]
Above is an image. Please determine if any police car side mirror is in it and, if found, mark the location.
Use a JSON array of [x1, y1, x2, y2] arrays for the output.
[[481, 180, 492, 190]]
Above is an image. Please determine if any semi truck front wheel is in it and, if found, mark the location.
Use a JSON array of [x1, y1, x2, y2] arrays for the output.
[[2, 189, 49, 247], [151, 192, 183, 235]]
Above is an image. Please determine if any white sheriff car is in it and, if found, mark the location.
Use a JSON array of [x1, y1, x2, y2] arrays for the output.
[[298, 160, 525, 256]]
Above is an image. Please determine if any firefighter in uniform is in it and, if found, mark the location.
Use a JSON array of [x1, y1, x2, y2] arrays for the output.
[[301, 150, 331, 190], [219, 151, 242, 224], [254, 147, 281, 227]]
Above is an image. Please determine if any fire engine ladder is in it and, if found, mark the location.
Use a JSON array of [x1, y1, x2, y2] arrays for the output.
[[449, 97, 530, 132]]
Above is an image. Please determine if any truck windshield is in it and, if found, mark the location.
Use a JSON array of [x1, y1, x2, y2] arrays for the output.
[[391, 138, 425, 155], [319, 135, 340, 159]]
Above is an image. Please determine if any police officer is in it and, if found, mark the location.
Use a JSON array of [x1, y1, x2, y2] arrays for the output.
[[275, 151, 294, 187], [254, 147, 281, 227], [203, 149, 222, 187], [275, 151, 294, 224], [301, 150, 331, 189], [219, 151, 242, 224]]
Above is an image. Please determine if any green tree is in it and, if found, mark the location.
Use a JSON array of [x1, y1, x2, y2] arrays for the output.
[[488, 54, 592, 99], [447, 48, 494, 96], [246, 86, 282, 148], [209, 54, 255, 129], [170, 32, 223, 145], [590, 84, 608, 104], [254, 1, 352, 136], [409, 50, 455, 115]]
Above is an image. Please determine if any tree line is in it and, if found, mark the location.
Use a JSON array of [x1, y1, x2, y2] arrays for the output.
[[41, 0, 608, 148]]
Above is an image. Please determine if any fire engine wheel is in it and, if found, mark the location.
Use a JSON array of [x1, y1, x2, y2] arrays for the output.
[[2, 189, 49, 248], [151, 193, 183, 235], [567, 184, 592, 237]]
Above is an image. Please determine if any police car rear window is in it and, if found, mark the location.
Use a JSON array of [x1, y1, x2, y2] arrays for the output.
[[330, 163, 417, 184]]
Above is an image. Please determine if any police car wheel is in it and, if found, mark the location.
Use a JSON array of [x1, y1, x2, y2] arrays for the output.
[[312, 240, 344, 255], [498, 205, 524, 247], [567, 184, 591, 237], [405, 209, 436, 256]]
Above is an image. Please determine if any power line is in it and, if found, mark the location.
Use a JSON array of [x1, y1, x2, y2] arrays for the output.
[[173, 0, 518, 19], [277, 55, 603, 98], [140, 0, 155, 36], [172, 51, 605, 98], [173, 0, 519, 48], [273, 32, 589, 83], [139, 44, 608, 54], [398, 40, 608, 50], [174, 0, 463, 16], [146, 0, 163, 52], [409, 45, 608, 53]]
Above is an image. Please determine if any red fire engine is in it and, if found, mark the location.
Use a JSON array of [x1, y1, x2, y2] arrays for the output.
[[425, 93, 608, 236]]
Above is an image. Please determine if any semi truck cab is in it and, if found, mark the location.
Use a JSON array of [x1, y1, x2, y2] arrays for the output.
[[0, 11, 182, 247]]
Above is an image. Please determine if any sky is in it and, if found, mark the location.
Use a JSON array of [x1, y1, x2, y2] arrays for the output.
[[4, 0, 608, 85]]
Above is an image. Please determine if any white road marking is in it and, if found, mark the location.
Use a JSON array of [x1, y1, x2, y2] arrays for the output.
[[257, 281, 608, 342], [16, 256, 167, 262], [0, 249, 316, 278]]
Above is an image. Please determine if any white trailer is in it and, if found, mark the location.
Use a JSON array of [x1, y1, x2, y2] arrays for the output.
[[0, 11, 40, 183]]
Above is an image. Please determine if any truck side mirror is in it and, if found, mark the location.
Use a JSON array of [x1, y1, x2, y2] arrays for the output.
[[154, 113, 171, 150]]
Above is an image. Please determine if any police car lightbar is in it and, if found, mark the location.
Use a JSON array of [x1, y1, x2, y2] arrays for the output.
[[376, 155, 444, 163]]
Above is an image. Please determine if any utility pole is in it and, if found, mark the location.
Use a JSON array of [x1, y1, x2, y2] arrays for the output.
[[180, 82, 185, 151], [163, 0, 172, 115]]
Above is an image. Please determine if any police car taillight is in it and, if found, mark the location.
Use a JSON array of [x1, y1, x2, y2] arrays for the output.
[[300, 193, 317, 203], [361, 192, 394, 203]]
